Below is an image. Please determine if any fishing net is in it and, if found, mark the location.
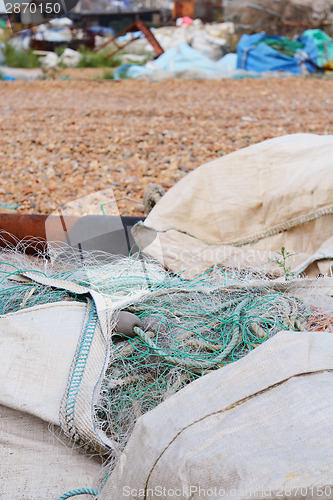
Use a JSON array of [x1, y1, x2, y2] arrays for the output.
[[0, 231, 332, 467], [255, 37, 305, 57]]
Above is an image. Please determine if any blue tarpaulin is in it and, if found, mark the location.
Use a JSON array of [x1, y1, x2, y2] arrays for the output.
[[236, 34, 318, 74], [113, 43, 258, 80], [114, 44, 229, 79]]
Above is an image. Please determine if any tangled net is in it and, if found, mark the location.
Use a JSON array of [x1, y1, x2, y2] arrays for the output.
[[0, 232, 332, 460]]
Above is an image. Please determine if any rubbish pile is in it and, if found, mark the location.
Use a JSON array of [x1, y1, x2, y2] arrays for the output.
[[113, 27, 333, 80], [124, 21, 235, 60], [113, 43, 255, 81], [2, 11, 333, 81]]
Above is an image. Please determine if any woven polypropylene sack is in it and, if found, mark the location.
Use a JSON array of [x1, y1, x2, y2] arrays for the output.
[[98, 331, 333, 500], [0, 296, 112, 499], [133, 134, 333, 278]]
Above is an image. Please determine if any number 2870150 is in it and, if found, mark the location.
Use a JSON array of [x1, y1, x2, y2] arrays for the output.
[[6, 2, 61, 14]]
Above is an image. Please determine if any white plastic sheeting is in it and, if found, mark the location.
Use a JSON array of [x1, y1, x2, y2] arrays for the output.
[[60, 47, 82, 68], [121, 22, 234, 59]]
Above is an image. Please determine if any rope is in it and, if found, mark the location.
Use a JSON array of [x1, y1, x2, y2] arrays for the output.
[[133, 297, 250, 370], [230, 205, 333, 246], [56, 488, 100, 500]]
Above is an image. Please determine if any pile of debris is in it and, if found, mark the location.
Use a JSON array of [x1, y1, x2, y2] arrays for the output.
[[112, 26, 333, 79]]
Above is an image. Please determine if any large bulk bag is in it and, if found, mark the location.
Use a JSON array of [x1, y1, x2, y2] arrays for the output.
[[99, 331, 333, 499], [133, 134, 333, 279], [0, 279, 113, 499]]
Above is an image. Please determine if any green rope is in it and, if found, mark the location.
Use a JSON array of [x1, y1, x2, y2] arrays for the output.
[[56, 488, 100, 500], [133, 297, 250, 370]]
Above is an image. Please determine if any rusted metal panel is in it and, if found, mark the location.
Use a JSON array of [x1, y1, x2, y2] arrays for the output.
[[0, 214, 146, 256], [0, 214, 75, 255], [136, 19, 164, 57], [97, 20, 164, 60]]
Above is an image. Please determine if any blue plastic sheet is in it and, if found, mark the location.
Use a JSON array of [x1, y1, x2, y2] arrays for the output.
[[151, 43, 224, 73], [236, 34, 318, 74], [87, 26, 116, 37], [217, 52, 237, 71], [113, 44, 252, 80]]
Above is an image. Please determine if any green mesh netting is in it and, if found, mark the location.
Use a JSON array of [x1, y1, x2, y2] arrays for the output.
[[2, 233, 325, 460], [256, 37, 304, 58]]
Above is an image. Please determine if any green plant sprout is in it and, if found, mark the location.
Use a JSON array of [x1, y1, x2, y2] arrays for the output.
[[271, 246, 297, 281]]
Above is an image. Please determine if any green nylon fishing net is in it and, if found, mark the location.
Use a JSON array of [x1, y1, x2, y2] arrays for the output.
[[256, 37, 304, 58], [303, 29, 333, 66], [1, 235, 322, 459]]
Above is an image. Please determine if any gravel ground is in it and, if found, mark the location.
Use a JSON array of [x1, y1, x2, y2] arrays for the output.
[[0, 77, 332, 216]]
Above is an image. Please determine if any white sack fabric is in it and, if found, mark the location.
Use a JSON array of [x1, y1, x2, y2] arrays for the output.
[[133, 134, 333, 279], [99, 331, 333, 500], [0, 291, 112, 499], [0, 405, 102, 500], [0, 255, 332, 498]]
